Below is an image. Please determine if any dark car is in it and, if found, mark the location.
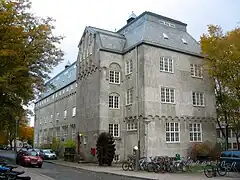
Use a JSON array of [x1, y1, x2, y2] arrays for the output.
[[16, 150, 43, 168], [220, 151, 240, 171]]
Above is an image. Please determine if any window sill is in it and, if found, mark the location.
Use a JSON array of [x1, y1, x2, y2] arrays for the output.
[[113, 137, 121, 140], [127, 129, 137, 132], [190, 141, 202, 143], [109, 82, 121, 85], [125, 73, 132, 76], [160, 70, 174, 74], [166, 142, 180, 144], [125, 103, 133, 107], [161, 102, 176, 105], [109, 108, 120, 110], [193, 105, 205, 108], [191, 76, 203, 79]]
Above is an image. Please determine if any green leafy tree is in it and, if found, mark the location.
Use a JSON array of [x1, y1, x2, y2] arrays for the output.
[[0, 0, 64, 138], [200, 25, 240, 149]]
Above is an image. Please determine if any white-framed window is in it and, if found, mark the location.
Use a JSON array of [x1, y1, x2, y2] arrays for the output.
[[113, 154, 120, 162], [76, 83, 78, 88], [160, 57, 173, 73], [50, 114, 53, 123], [71, 84, 73, 90], [190, 64, 203, 78], [166, 122, 180, 143], [126, 89, 133, 105], [109, 124, 120, 137], [62, 127, 68, 140], [72, 127, 76, 140], [161, 87, 175, 103], [72, 107, 76, 117], [64, 110, 67, 119], [56, 112, 60, 121], [189, 123, 202, 142], [109, 71, 120, 84], [192, 92, 204, 106], [59, 91, 61, 96], [109, 95, 120, 109], [127, 122, 137, 131], [125, 60, 133, 75], [62, 88, 65, 94], [66, 87, 69, 91]]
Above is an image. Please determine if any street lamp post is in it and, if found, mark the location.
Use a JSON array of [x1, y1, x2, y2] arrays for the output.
[[14, 116, 20, 152]]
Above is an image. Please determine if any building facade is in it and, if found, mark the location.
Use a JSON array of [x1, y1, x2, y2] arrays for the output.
[[34, 62, 77, 147], [76, 11, 217, 161]]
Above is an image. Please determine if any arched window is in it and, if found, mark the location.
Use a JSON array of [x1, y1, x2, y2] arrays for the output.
[[109, 63, 121, 84]]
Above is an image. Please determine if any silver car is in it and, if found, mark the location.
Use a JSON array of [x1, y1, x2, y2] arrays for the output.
[[40, 149, 57, 160]]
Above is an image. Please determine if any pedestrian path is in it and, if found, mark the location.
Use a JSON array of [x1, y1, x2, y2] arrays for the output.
[[44, 160, 240, 180]]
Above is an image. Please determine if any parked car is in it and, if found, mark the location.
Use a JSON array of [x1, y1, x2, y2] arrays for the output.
[[220, 151, 240, 171], [16, 150, 43, 168], [39, 149, 57, 160], [28, 148, 40, 155]]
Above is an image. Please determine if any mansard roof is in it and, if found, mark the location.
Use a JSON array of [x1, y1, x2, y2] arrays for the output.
[[37, 61, 77, 101], [87, 11, 201, 56]]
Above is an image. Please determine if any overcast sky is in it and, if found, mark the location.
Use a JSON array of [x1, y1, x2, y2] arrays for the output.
[[29, 0, 239, 126]]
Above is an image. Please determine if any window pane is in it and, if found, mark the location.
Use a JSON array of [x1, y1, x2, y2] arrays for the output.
[[115, 72, 120, 83], [161, 88, 165, 102], [109, 71, 114, 83], [168, 58, 173, 72]]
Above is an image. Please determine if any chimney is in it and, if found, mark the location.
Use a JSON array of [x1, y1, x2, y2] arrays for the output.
[[127, 11, 137, 24]]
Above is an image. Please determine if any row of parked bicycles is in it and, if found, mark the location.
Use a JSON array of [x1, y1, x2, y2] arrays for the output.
[[0, 159, 31, 180], [122, 155, 193, 173], [122, 155, 239, 178]]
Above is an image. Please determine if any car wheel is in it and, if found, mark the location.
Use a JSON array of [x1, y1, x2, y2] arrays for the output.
[[38, 164, 42, 168]]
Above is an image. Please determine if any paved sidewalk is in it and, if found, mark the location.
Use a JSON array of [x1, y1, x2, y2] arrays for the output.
[[44, 160, 240, 180]]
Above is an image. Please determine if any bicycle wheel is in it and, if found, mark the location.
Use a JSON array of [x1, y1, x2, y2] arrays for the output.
[[153, 164, 160, 173], [204, 165, 214, 178], [217, 165, 227, 176], [128, 162, 134, 171], [147, 162, 155, 172], [122, 162, 130, 171]]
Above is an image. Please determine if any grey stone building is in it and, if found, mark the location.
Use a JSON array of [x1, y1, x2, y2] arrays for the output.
[[34, 62, 77, 147], [76, 11, 217, 162]]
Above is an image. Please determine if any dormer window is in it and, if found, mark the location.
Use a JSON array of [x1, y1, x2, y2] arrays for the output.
[[181, 38, 187, 44], [163, 33, 168, 39]]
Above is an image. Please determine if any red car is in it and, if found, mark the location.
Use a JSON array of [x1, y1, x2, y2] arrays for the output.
[[16, 150, 43, 168]]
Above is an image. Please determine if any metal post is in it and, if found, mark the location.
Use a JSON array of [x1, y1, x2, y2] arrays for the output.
[[135, 118, 140, 171]]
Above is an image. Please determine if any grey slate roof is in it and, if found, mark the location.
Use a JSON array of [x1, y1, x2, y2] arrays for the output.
[[37, 62, 77, 101], [89, 11, 201, 55]]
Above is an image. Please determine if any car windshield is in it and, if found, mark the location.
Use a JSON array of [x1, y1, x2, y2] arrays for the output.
[[27, 151, 38, 156], [43, 150, 53, 153]]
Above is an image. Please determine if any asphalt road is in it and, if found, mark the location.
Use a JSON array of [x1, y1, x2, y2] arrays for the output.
[[30, 162, 143, 180]]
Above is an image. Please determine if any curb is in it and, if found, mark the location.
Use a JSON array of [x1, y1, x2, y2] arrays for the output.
[[44, 161, 158, 180]]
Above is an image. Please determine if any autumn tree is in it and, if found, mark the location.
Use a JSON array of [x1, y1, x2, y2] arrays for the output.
[[0, 0, 64, 136], [200, 25, 240, 150], [19, 125, 34, 145]]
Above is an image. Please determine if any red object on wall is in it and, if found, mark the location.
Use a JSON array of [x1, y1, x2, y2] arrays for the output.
[[91, 148, 96, 156]]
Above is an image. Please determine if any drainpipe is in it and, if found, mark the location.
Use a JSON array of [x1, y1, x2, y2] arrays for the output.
[[135, 46, 140, 171]]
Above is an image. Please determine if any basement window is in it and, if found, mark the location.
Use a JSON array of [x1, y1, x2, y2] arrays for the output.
[[163, 33, 168, 39]]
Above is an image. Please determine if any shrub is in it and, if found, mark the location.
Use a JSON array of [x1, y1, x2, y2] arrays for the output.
[[64, 139, 76, 148]]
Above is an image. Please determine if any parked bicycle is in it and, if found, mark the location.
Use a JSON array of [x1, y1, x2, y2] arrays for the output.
[[204, 160, 227, 178]]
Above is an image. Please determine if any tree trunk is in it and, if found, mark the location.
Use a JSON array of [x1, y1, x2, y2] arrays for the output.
[[237, 136, 240, 150], [224, 111, 229, 150]]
